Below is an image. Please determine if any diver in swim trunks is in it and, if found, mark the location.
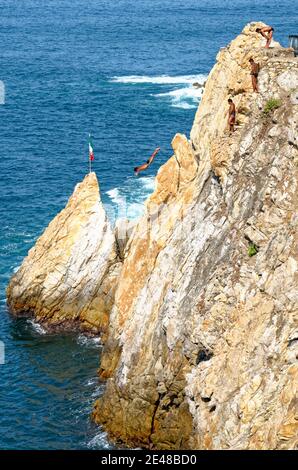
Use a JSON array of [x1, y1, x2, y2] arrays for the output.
[[228, 98, 236, 134], [134, 147, 161, 175], [256, 26, 274, 48], [249, 58, 260, 93]]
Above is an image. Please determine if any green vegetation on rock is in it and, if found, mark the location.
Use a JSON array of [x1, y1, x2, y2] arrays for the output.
[[248, 242, 259, 257], [263, 98, 282, 115]]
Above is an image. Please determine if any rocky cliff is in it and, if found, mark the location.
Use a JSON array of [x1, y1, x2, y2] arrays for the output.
[[93, 23, 298, 449], [7, 173, 121, 335], [7, 22, 298, 449]]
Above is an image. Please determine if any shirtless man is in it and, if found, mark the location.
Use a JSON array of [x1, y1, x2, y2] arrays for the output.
[[134, 147, 160, 175], [228, 98, 236, 134], [256, 26, 274, 48], [249, 58, 260, 92]]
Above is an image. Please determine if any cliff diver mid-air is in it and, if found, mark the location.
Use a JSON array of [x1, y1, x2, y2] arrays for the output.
[[134, 147, 160, 175]]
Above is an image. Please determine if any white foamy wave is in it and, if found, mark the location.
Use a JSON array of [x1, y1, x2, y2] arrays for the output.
[[140, 176, 156, 191], [110, 74, 207, 85], [87, 431, 112, 450], [28, 320, 47, 335], [106, 188, 125, 207], [174, 103, 195, 109], [126, 202, 144, 220], [155, 85, 204, 109], [106, 190, 145, 220], [85, 377, 98, 387], [77, 334, 101, 348], [106, 175, 155, 221], [91, 386, 103, 398]]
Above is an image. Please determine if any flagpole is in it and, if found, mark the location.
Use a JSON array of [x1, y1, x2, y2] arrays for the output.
[[89, 133, 91, 174]]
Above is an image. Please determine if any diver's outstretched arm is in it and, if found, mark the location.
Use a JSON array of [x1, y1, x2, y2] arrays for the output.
[[148, 147, 161, 165]]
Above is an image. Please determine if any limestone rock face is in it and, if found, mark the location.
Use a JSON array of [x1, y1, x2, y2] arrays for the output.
[[7, 172, 121, 334], [93, 23, 298, 449]]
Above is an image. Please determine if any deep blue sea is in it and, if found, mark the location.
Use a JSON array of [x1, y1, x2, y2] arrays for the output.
[[0, 0, 297, 450]]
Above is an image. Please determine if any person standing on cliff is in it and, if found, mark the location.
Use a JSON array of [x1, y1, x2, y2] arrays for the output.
[[134, 147, 160, 175], [249, 58, 260, 93], [228, 98, 236, 134], [256, 26, 274, 48]]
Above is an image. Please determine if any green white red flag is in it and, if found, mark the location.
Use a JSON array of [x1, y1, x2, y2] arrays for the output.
[[89, 135, 94, 161]]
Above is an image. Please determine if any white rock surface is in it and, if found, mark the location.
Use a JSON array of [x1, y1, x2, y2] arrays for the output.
[[7, 172, 121, 334]]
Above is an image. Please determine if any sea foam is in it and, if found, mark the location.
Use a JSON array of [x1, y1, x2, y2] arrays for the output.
[[110, 74, 207, 85], [28, 320, 47, 335], [77, 334, 101, 348], [106, 188, 125, 206], [87, 431, 112, 450], [105, 175, 155, 221], [155, 84, 204, 109], [110, 74, 207, 109]]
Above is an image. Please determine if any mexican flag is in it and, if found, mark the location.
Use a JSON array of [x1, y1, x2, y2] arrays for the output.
[[89, 135, 94, 161]]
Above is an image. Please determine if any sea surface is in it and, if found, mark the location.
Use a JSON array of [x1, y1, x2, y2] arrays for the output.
[[0, 0, 296, 450]]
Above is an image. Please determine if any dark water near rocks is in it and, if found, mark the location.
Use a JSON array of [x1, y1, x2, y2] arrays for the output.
[[0, 0, 296, 449]]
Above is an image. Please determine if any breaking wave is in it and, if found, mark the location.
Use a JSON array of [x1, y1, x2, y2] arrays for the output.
[[110, 74, 207, 109], [76, 334, 101, 348], [155, 85, 204, 109], [87, 431, 113, 450], [27, 320, 47, 335], [105, 175, 155, 222], [110, 74, 207, 85]]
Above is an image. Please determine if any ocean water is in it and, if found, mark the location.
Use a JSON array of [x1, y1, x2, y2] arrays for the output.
[[0, 0, 296, 450]]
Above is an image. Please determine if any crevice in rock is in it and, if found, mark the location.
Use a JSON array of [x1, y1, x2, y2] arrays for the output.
[[201, 395, 212, 403], [196, 348, 213, 364], [211, 170, 221, 185], [148, 393, 163, 448], [114, 233, 125, 262], [211, 170, 223, 191], [288, 337, 298, 347], [173, 152, 181, 193], [288, 141, 298, 151]]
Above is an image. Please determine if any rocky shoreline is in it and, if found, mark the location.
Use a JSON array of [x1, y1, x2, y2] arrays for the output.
[[7, 22, 298, 449]]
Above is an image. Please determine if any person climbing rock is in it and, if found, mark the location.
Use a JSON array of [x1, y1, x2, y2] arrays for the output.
[[134, 147, 160, 175], [227, 98, 236, 134], [256, 26, 274, 48], [249, 58, 260, 92]]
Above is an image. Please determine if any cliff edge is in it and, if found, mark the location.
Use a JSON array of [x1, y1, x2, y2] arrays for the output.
[[93, 23, 298, 449]]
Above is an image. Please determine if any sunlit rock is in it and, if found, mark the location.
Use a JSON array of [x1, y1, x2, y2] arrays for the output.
[[7, 172, 121, 335]]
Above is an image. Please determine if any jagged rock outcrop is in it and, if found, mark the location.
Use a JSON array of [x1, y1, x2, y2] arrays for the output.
[[93, 23, 298, 449], [7, 172, 121, 335]]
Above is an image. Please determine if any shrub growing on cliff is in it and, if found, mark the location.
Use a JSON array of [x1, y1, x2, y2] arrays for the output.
[[263, 98, 282, 115], [248, 242, 259, 257]]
